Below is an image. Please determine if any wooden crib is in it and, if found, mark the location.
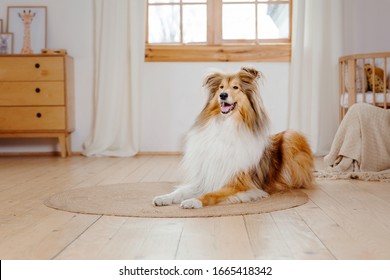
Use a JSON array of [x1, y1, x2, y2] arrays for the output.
[[339, 52, 390, 121]]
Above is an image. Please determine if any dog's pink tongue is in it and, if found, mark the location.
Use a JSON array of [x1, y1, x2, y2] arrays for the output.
[[221, 103, 233, 113]]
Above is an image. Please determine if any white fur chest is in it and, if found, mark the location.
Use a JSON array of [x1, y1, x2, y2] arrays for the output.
[[181, 117, 267, 194]]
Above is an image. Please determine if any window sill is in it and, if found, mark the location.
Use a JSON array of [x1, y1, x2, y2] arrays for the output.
[[145, 44, 291, 62]]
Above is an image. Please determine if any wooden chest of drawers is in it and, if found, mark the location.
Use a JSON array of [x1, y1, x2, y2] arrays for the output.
[[0, 55, 74, 157]]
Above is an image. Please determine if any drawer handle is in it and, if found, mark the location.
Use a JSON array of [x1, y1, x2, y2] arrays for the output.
[[35, 88, 41, 93], [35, 63, 40, 69], [36, 112, 42, 118]]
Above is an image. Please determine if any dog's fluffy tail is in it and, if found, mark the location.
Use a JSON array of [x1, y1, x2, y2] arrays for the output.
[[257, 130, 315, 194]]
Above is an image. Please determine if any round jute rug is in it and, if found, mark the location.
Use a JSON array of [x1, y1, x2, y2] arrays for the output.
[[44, 182, 309, 218]]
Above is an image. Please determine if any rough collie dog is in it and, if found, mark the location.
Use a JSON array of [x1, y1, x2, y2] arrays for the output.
[[153, 67, 314, 209]]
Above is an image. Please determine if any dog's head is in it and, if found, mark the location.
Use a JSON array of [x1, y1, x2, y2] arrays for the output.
[[200, 67, 269, 132], [203, 67, 261, 115]]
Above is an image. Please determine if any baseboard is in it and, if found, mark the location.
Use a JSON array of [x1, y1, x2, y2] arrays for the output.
[[136, 151, 183, 156], [0, 151, 181, 157], [0, 151, 83, 157]]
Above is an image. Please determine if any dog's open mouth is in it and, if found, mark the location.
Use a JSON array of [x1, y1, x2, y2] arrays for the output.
[[220, 102, 237, 114]]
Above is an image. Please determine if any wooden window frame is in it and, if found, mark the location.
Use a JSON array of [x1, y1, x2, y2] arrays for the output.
[[145, 0, 292, 62]]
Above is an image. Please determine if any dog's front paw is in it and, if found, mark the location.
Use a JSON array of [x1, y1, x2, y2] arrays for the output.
[[181, 198, 203, 209], [153, 195, 174, 206]]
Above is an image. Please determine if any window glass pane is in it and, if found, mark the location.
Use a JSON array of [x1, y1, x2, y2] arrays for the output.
[[222, 4, 256, 40], [183, 5, 207, 43], [148, 5, 180, 43], [258, 3, 289, 39]]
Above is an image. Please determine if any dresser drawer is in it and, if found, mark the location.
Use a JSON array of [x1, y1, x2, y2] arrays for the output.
[[0, 57, 64, 81], [0, 82, 65, 106], [0, 107, 66, 131]]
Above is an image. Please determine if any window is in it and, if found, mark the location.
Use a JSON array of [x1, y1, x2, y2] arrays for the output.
[[146, 0, 291, 62]]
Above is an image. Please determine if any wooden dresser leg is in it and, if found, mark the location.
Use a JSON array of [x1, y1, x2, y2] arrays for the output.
[[58, 135, 67, 158], [65, 134, 72, 156]]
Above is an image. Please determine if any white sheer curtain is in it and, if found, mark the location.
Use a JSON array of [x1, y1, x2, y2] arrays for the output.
[[288, 0, 343, 155], [83, 0, 146, 157]]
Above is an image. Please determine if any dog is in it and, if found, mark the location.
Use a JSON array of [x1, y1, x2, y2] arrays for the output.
[[153, 67, 314, 209]]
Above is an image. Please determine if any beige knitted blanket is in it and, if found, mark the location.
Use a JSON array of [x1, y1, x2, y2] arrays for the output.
[[316, 103, 390, 181]]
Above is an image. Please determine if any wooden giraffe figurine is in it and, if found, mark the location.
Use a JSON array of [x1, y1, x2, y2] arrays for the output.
[[18, 10, 36, 54]]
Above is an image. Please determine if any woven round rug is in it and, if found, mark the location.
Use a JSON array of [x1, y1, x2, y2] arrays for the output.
[[44, 182, 309, 218]]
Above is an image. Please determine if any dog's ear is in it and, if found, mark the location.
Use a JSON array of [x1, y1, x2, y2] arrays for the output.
[[240, 67, 262, 82], [203, 72, 223, 92]]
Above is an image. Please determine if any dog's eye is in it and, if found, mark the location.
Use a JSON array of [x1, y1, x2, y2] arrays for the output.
[[219, 85, 224, 89], [233, 86, 239, 90]]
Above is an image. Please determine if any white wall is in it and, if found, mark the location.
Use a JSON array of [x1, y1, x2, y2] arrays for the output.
[[343, 0, 390, 55], [1, 0, 388, 154], [0, 0, 289, 154], [140, 62, 289, 152]]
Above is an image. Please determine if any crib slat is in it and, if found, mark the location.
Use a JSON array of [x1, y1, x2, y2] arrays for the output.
[[348, 59, 356, 107], [362, 58, 366, 103], [339, 60, 344, 122], [372, 59, 376, 106], [384, 57, 387, 109]]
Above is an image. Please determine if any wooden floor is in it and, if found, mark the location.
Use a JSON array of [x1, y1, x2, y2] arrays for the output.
[[1, 155, 390, 260]]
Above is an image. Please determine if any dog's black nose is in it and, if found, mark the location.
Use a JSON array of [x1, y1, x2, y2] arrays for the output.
[[219, 92, 228, 100]]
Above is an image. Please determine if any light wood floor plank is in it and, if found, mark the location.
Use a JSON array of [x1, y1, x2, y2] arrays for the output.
[[128, 218, 185, 260], [98, 156, 153, 185], [270, 209, 335, 259], [175, 216, 255, 260], [307, 183, 390, 259], [0, 157, 67, 191], [158, 156, 183, 182], [356, 181, 390, 203], [140, 156, 174, 182], [120, 156, 156, 183], [0, 158, 89, 224], [0, 207, 55, 244], [244, 214, 294, 259], [296, 200, 372, 259], [318, 180, 390, 230], [0, 208, 99, 259], [92, 218, 184, 260], [54, 215, 128, 260], [1, 155, 390, 260], [72, 157, 132, 188]]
